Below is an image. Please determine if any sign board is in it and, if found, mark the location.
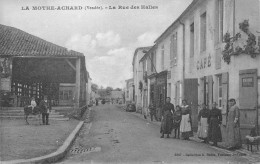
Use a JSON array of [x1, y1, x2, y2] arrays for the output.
[[242, 77, 254, 87]]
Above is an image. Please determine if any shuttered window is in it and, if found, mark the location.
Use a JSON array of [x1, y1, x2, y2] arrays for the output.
[[215, 0, 224, 44], [170, 32, 178, 66], [190, 23, 195, 57], [200, 12, 207, 52], [161, 45, 164, 70]]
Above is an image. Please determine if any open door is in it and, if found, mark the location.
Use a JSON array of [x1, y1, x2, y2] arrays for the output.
[[184, 78, 198, 132]]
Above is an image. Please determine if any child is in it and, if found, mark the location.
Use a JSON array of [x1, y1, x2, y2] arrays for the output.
[[29, 97, 37, 114], [173, 105, 182, 139]]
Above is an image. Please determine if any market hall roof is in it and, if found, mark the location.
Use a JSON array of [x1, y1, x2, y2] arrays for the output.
[[0, 24, 84, 57]]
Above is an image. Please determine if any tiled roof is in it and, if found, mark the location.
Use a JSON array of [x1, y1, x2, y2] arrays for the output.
[[0, 24, 84, 57]]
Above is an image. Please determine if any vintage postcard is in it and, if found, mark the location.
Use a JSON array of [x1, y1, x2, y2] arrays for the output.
[[0, 0, 260, 163]]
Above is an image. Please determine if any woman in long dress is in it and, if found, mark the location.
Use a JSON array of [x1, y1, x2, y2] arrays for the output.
[[160, 97, 174, 138], [180, 100, 193, 140], [197, 103, 210, 143], [226, 98, 242, 149], [208, 102, 222, 146]]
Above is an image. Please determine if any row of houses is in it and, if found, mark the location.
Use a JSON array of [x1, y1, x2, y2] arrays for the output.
[[0, 24, 92, 108], [126, 0, 260, 142]]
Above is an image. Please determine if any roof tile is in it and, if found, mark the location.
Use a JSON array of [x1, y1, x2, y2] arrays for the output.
[[0, 24, 83, 57]]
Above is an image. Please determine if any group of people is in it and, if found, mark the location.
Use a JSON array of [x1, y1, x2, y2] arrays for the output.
[[157, 98, 193, 139], [29, 95, 51, 125], [149, 98, 242, 150], [197, 99, 241, 149]]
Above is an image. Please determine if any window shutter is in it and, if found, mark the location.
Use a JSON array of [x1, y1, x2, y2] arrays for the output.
[[221, 72, 229, 125]]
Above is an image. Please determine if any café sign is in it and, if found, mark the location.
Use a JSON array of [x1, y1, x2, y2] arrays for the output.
[[197, 54, 211, 70]]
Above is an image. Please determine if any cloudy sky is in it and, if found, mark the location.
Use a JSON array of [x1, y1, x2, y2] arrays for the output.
[[0, 0, 192, 88]]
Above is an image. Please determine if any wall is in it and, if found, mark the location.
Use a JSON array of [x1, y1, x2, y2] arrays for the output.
[[133, 49, 146, 108]]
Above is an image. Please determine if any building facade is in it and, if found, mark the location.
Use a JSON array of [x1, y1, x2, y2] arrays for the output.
[[132, 0, 260, 143], [132, 47, 151, 112], [125, 78, 134, 104]]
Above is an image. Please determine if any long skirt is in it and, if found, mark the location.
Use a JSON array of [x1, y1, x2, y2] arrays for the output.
[[197, 118, 208, 139], [160, 111, 173, 134], [180, 114, 193, 139], [208, 118, 222, 143], [226, 122, 242, 148]]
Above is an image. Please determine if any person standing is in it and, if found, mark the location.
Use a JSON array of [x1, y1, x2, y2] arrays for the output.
[[149, 102, 157, 121], [197, 103, 210, 143], [208, 102, 222, 146], [226, 98, 242, 150], [160, 97, 174, 138], [29, 97, 37, 114], [173, 105, 182, 139], [180, 100, 193, 140], [39, 95, 51, 125]]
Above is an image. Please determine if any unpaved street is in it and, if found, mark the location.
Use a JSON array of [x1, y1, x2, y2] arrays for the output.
[[60, 104, 249, 164]]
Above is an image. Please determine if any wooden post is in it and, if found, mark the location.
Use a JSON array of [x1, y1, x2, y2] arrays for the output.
[[75, 58, 81, 108]]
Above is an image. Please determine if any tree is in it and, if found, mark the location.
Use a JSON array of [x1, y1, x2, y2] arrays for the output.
[[98, 89, 106, 98], [91, 83, 98, 93], [106, 86, 113, 95], [114, 88, 122, 91]]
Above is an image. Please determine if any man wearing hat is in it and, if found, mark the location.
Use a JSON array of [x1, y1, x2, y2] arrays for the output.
[[39, 95, 51, 125]]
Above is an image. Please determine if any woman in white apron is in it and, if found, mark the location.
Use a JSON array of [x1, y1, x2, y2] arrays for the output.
[[180, 100, 193, 140]]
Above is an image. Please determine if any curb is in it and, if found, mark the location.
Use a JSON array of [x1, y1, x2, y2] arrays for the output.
[[1, 121, 84, 164]]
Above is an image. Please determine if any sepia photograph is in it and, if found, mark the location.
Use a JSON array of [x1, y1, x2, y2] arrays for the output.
[[0, 0, 260, 163]]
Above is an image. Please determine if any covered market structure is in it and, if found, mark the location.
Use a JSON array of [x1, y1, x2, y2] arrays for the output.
[[0, 24, 89, 108]]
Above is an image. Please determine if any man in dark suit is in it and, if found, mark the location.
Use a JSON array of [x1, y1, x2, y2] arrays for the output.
[[39, 95, 51, 125]]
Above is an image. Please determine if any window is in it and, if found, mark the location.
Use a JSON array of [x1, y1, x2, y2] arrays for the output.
[[151, 52, 156, 72], [170, 32, 178, 66], [161, 45, 164, 70], [215, 0, 224, 44], [200, 12, 207, 52], [217, 75, 222, 109], [59, 90, 73, 100], [190, 22, 195, 58]]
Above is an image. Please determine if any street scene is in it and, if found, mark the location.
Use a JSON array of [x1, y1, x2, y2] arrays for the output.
[[60, 104, 251, 164], [1, 0, 260, 163]]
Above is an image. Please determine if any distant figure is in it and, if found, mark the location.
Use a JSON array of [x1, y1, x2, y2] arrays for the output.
[[172, 105, 182, 139], [39, 95, 51, 125], [208, 102, 222, 146], [149, 102, 157, 121], [96, 99, 99, 106], [29, 97, 37, 114], [180, 100, 193, 140], [226, 98, 242, 150], [197, 103, 210, 143], [160, 97, 174, 138]]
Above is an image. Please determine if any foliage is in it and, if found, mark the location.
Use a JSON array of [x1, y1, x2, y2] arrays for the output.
[[91, 83, 99, 93], [114, 88, 122, 91], [222, 20, 259, 64], [139, 81, 143, 91], [106, 86, 113, 95], [97, 89, 107, 98]]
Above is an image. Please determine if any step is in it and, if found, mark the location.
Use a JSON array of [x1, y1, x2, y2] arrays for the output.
[[0, 111, 62, 115], [0, 116, 69, 121], [0, 113, 65, 118]]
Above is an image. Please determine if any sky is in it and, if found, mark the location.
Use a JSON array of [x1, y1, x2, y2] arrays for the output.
[[0, 0, 192, 88]]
